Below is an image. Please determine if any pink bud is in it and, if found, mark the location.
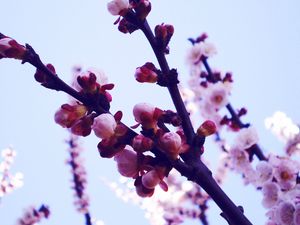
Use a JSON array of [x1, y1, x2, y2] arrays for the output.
[[134, 176, 154, 198], [107, 0, 129, 16], [54, 104, 87, 128], [133, 103, 157, 129], [0, 35, 26, 60], [197, 120, 217, 137], [159, 132, 182, 159], [92, 113, 117, 139], [141, 170, 161, 189], [132, 134, 153, 153], [135, 62, 158, 83], [114, 147, 139, 178]]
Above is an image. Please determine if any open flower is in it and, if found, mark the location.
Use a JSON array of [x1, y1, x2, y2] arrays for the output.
[[234, 126, 259, 149], [204, 82, 230, 110]]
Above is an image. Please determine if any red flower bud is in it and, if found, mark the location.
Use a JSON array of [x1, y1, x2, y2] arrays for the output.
[[154, 24, 174, 48], [133, 0, 151, 20], [0, 34, 26, 60], [197, 120, 217, 137], [135, 62, 158, 83], [132, 134, 153, 153]]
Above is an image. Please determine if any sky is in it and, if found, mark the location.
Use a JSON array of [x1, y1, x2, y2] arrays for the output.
[[1, 0, 300, 225]]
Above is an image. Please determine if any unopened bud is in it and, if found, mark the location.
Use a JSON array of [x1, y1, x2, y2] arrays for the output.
[[0, 34, 26, 60], [134, 0, 151, 20], [135, 62, 158, 83], [154, 24, 174, 48], [197, 120, 217, 137], [92, 113, 117, 139], [159, 132, 182, 159]]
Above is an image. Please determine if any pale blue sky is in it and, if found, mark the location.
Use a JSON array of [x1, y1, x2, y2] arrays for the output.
[[1, 1, 300, 225]]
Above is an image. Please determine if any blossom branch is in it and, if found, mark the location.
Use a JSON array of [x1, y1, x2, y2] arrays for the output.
[[67, 136, 92, 225], [139, 21, 201, 151], [116, 7, 253, 224], [201, 57, 267, 161]]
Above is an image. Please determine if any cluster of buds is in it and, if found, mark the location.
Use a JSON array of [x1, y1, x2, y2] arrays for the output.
[[0, 148, 23, 198], [54, 70, 114, 137], [66, 136, 90, 213], [107, 0, 151, 34], [16, 205, 50, 225], [0, 33, 26, 60]]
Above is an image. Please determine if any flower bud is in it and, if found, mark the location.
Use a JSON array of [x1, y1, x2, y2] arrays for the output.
[[197, 120, 217, 137], [0, 34, 26, 60], [132, 134, 153, 152], [159, 132, 182, 159], [107, 0, 129, 16], [133, 103, 156, 129], [141, 169, 161, 189], [134, 0, 151, 20], [54, 104, 87, 128], [114, 146, 139, 178], [134, 62, 158, 83], [70, 116, 93, 137], [134, 176, 154, 198], [92, 113, 117, 139], [155, 24, 174, 47]]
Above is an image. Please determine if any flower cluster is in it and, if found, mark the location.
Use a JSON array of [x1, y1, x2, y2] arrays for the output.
[[265, 111, 300, 156], [0, 148, 23, 198], [108, 0, 151, 33], [16, 205, 50, 225], [184, 34, 300, 225], [105, 170, 210, 225], [66, 136, 90, 213], [54, 69, 114, 137]]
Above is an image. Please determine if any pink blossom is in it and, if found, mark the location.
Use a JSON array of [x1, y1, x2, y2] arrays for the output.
[[107, 0, 129, 16], [254, 161, 273, 187], [92, 113, 117, 139], [235, 126, 259, 149], [159, 132, 182, 159], [270, 155, 299, 190], [114, 146, 138, 178], [229, 147, 250, 172], [262, 182, 280, 208], [199, 42, 217, 58], [275, 201, 295, 225], [204, 82, 230, 110], [186, 43, 203, 66]]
